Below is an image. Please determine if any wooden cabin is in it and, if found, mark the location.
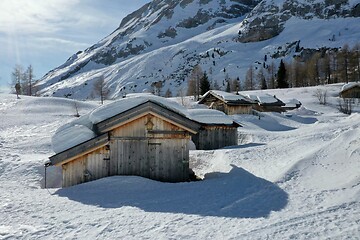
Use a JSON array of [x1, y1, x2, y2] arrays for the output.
[[198, 90, 255, 115], [244, 93, 285, 112], [50, 98, 201, 187], [188, 109, 241, 150], [340, 83, 360, 98]]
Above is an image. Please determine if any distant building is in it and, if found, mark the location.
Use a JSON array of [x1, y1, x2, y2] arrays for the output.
[[188, 109, 241, 150], [244, 93, 285, 112], [198, 90, 255, 115], [340, 82, 360, 98]]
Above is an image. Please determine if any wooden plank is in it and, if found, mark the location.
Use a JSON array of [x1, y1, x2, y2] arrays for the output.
[[147, 130, 187, 135]]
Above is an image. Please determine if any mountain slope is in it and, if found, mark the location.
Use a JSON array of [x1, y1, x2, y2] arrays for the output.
[[36, 0, 360, 99]]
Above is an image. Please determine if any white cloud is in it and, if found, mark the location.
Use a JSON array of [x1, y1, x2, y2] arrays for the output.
[[0, 0, 80, 34]]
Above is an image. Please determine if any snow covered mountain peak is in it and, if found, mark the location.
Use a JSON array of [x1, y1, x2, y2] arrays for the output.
[[238, 0, 360, 42]]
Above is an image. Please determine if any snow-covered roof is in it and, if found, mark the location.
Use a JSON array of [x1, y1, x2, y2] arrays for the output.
[[341, 82, 360, 92], [187, 109, 236, 125], [52, 124, 96, 154], [244, 93, 284, 105], [200, 90, 254, 104], [283, 99, 302, 108], [89, 94, 189, 124], [52, 94, 237, 154]]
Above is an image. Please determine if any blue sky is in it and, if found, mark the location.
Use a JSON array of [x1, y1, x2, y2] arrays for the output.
[[0, 0, 149, 92]]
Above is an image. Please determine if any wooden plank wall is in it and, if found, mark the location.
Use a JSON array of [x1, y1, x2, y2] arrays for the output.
[[110, 114, 190, 182], [62, 147, 109, 187], [192, 126, 237, 150], [226, 105, 253, 115]]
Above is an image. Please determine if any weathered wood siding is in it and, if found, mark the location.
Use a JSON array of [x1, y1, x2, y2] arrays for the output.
[[226, 105, 253, 115], [341, 87, 360, 98], [192, 126, 238, 150], [62, 147, 109, 187], [60, 113, 192, 187], [253, 104, 285, 113], [109, 114, 190, 182], [202, 97, 253, 115]]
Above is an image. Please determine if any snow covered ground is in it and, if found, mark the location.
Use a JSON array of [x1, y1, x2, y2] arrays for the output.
[[0, 84, 359, 239]]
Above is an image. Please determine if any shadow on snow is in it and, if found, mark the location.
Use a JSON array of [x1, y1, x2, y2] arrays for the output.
[[223, 143, 266, 149], [55, 165, 288, 218]]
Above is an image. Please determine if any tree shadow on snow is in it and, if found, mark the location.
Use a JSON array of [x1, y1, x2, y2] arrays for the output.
[[55, 165, 288, 218]]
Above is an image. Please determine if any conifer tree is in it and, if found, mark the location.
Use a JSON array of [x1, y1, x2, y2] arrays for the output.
[[200, 72, 210, 95], [276, 60, 289, 88], [226, 80, 231, 92]]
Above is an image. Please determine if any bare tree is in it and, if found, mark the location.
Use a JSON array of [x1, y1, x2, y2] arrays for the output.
[[338, 98, 352, 115], [267, 61, 276, 89], [314, 89, 327, 105], [164, 88, 172, 98], [11, 64, 23, 94], [187, 64, 203, 100], [151, 81, 163, 96], [337, 44, 350, 83], [93, 75, 110, 104], [11, 64, 36, 96], [244, 65, 254, 90], [350, 43, 360, 82], [306, 53, 321, 86], [24, 65, 35, 96]]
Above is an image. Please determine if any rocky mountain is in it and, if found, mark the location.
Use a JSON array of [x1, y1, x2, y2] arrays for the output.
[[238, 0, 360, 42], [36, 0, 360, 99]]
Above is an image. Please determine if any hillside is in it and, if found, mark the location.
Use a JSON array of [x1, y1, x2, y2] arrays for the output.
[[0, 84, 359, 239], [35, 0, 360, 100]]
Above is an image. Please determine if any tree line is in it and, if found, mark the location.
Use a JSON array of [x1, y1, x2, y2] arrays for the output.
[[285, 43, 360, 87], [185, 42, 360, 98], [245, 43, 360, 90]]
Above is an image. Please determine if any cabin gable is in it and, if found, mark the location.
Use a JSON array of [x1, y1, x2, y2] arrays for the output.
[[108, 113, 192, 182], [199, 91, 254, 115]]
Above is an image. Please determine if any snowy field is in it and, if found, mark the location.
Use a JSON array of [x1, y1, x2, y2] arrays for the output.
[[0, 84, 359, 239]]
